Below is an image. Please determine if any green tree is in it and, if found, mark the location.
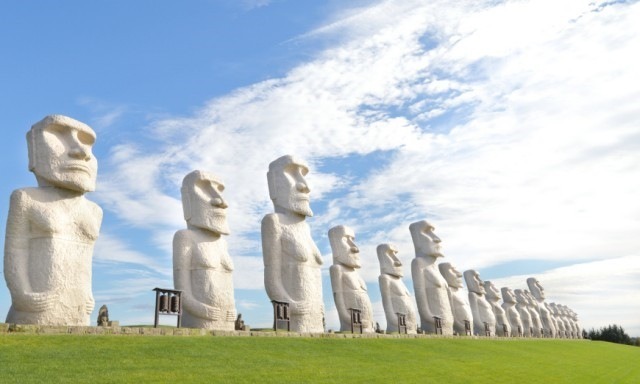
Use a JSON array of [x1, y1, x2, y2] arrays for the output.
[[588, 324, 632, 345]]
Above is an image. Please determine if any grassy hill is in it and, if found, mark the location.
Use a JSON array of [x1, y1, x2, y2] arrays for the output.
[[1, 335, 638, 383]]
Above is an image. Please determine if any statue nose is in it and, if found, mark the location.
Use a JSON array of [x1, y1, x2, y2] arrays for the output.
[[296, 182, 309, 193], [212, 197, 227, 208]]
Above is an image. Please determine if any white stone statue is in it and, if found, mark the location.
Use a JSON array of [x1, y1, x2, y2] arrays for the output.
[[438, 262, 473, 335], [501, 287, 523, 337], [377, 243, 417, 334], [328, 225, 374, 333], [514, 289, 533, 337], [173, 170, 237, 330], [463, 270, 496, 336], [261, 155, 324, 333], [563, 305, 581, 338], [409, 220, 454, 335], [4, 115, 102, 325], [527, 277, 557, 338], [524, 290, 543, 337], [548, 303, 567, 338], [483, 281, 511, 337]]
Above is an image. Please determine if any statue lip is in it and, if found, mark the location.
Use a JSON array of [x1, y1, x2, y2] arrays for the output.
[[64, 163, 92, 174]]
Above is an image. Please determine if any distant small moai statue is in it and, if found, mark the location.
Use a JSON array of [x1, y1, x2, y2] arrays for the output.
[[464, 269, 496, 336], [409, 220, 454, 336], [328, 225, 374, 333], [377, 243, 417, 334], [97, 305, 109, 326], [235, 313, 246, 331]]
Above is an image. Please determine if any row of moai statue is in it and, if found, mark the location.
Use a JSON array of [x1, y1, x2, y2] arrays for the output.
[[3, 115, 581, 338]]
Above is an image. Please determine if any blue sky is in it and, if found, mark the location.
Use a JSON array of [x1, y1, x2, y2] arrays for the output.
[[2, 0, 639, 335]]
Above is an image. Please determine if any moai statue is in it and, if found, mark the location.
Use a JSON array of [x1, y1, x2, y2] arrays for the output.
[[548, 303, 567, 338], [97, 305, 109, 326], [563, 305, 582, 338], [438, 262, 473, 336], [524, 290, 543, 337], [4, 115, 102, 325], [328, 225, 374, 333], [173, 170, 237, 330], [527, 277, 557, 338], [261, 155, 324, 333], [377, 244, 417, 334], [484, 281, 511, 337], [501, 287, 523, 337], [514, 289, 534, 337], [409, 221, 454, 335], [463, 270, 496, 336]]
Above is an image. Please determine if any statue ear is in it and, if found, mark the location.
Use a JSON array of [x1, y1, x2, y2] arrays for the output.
[[266, 170, 276, 201], [26, 129, 37, 172], [181, 186, 192, 221]]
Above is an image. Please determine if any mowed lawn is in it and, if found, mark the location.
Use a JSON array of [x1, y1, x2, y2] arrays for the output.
[[1, 335, 639, 383]]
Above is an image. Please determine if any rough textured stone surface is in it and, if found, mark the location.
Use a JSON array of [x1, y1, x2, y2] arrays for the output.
[[464, 270, 496, 336], [4, 115, 102, 326], [484, 281, 510, 337], [524, 290, 543, 337], [173, 170, 237, 331], [328, 225, 374, 333], [527, 277, 557, 338], [514, 289, 534, 337], [261, 155, 324, 333], [439, 262, 473, 335], [377, 244, 417, 334], [409, 221, 454, 335]]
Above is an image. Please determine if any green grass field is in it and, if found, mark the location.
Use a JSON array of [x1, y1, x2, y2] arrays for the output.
[[1, 335, 638, 383]]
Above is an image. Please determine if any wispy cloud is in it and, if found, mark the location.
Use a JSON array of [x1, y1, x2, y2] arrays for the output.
[[93, 0, 640, 330]]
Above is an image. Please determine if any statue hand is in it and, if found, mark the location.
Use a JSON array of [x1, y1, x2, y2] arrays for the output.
[[291, 301, 310, 315], [85, 296, 95, 315], [208, 306, 222, 321], [16, 291, 59, 312], [226, 309, 237, 322]]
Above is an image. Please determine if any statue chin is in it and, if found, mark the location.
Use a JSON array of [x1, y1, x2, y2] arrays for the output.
[[36, 173, 96, 193], [189, 215, 229, 235], [277, 200, 313, 217]]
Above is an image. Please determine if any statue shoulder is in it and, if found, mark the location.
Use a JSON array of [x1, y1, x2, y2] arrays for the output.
[[261, 213, 282, 233]]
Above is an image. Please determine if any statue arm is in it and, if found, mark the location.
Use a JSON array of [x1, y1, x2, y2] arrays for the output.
[[173, 231, 221, 320], [330, 265, 350, 327], [411, 258, 435, 321], [83, 202, 102, 315], [378, 275, 397, 329], [4, 190, 58, 312]]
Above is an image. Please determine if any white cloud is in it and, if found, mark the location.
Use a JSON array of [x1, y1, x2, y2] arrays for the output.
[[92, 0, 640, 332]]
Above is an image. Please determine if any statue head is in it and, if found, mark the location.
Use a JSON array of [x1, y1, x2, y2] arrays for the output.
[[483, 281, 501, 301], [514, 289, 527, 304], [526, 277, 545, 300], [27, 115, 97, 192], [523, 290, 537, 306], [438, 262, 463, 288], [408, 220, 442, 258], [548, 302, 560, 316], [501, 287, 516, 304], [181, 170, 229, 235], [377, 243, 403, 277], [328, 225, 360, 268], [463, 269, 485, 294], [267, 155, 312, 217]]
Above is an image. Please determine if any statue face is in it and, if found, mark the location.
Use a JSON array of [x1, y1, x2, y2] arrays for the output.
[[514, 289, 527, 304], [483, 281, 501, 301], [182, 171, 229, 235], [501, 287, 516, 303], [438, 263, 463, 288], [329, 225, 360, 268], [268, 155, 312, 217], [28, 116, 97, 192], [377, 244, 403, 277], [524, 290, 537, 306], [409, 220, 442, 258], [527, 278, 545, 300], [464, 270, 485, 294]]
